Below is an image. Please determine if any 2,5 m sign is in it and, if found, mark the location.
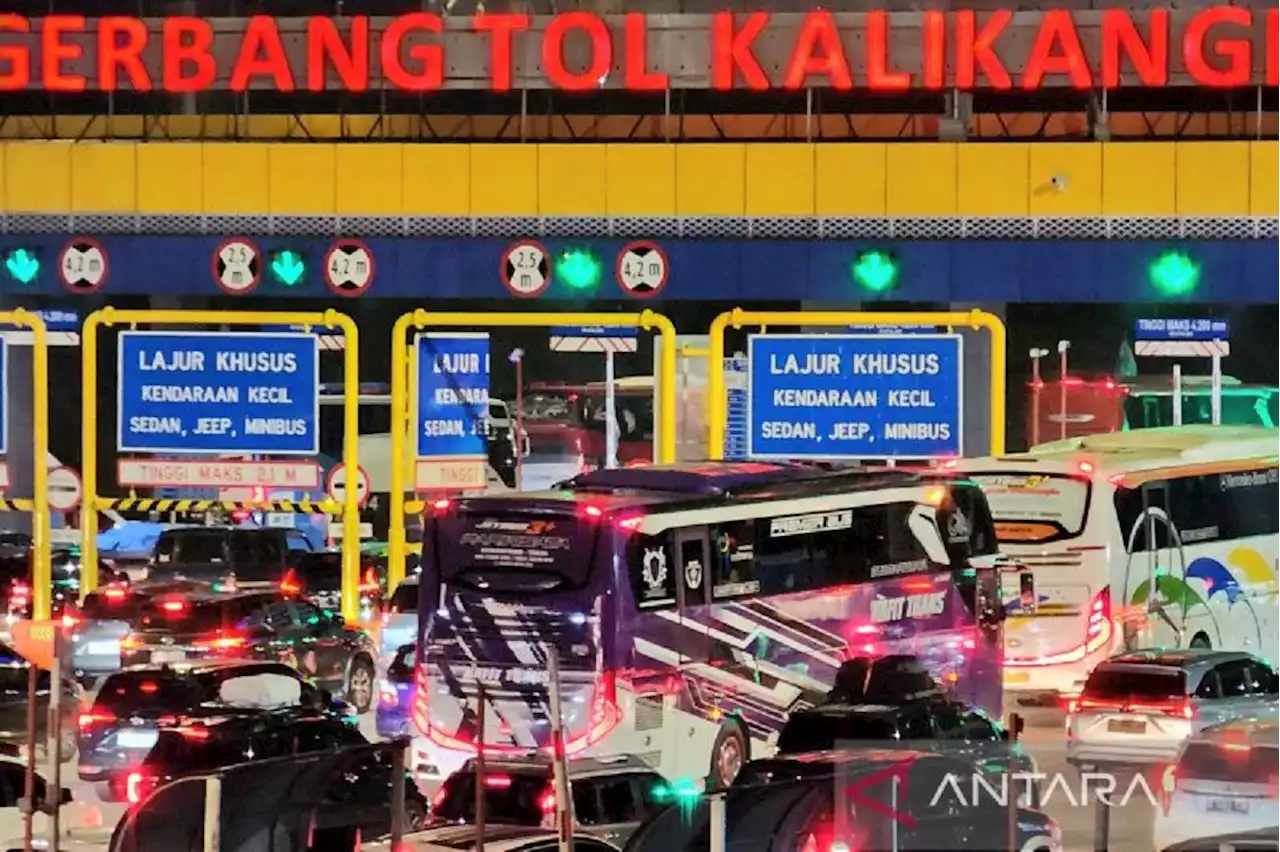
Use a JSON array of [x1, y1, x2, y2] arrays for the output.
[[117, 331, 320, 454]]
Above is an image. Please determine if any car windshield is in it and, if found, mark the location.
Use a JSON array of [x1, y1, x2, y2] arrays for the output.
[[388, 581, 418, 614], [776, 712, 898, 753], [431, 771, 548, 824]]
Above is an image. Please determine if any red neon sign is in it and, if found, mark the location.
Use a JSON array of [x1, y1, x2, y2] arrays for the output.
[[0, 8, 1274, 94]]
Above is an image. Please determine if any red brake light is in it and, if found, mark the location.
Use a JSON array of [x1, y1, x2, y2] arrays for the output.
[[139, 682, 158, 695], [1077, 461, 1094, 474], [582, 505, 603, 519], [161, 599, 185, 613], [175, 725, 210, 740], [360, 567, 380, 594], [484, 775, 513, 789], [105, 586, 128, 602], [539, 790, 557, 813], [79, 709, 116, 730], [280, 569, 302, 596], [126, 771, 147, 805], [195, 633, 245, 650], [431, 498, 451, 512], [61, 613, 79, 628], [616, 515, 643, 531]]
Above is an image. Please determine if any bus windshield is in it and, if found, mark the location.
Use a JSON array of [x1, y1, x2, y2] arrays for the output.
[[432, 511, 594, 593], [968, 473, 1090, 544]]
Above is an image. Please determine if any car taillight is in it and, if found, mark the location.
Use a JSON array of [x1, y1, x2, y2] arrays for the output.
[[79, 709, 116, 730], [174, 725, 210, 740], [1072, 696, 1195, 720], [280, 569, 302, 596], [126, 771, 149, 805], [584, 670, 621, 748], [359, 567, 379, 594], [194, 633, 245, 650], [160, 599, 186, 614], [430, 786, 448, 811], [484, 775, 513, 789], [1086, 587, 1111, 648], [104, 585, 128, 602], [539, 789, 556, 813]]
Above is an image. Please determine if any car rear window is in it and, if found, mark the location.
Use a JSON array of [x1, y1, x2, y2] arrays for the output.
[[776, 713, 898, 754], [80, 589, 148, 620], [432, 770, 548, 824], [1083, 667, 1186, 702], [94, 673, 197, 715], [1178, 741, 1280, 784], [137, 597, 263, 632]]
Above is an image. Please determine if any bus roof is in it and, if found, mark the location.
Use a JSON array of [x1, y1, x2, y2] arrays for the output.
[[447, 462, 937, 516], [962, 425, 1279, 476]]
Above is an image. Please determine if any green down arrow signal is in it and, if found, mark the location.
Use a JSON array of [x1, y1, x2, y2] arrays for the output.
[[271, 251, 306, 287], [4, 249, 39, 285], [851, 250, 899, 293]]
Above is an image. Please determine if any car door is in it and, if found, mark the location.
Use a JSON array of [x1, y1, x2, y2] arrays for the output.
[[289, 600, 348, 689], [251, 600, 302, 672], [1206, 659, 1255, 725], [1243, 659, 1280, 718]]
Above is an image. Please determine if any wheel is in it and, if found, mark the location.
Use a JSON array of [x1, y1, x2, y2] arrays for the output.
[[404, 799, 427, 831], [35, 727, 77, 764], [346, 657, 376, 714], [708, 722, 748, 789], [1189, 632, 1212, 649]]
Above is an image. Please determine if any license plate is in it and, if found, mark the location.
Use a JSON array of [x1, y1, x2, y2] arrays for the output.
[[150, 650, 186, 664], [1206, 797, 1249, 815], [85, 641, 119, 655], [1107, 719, 1147, 734], [117, 730, 157, 749], [1004, 672, 1030, 684]]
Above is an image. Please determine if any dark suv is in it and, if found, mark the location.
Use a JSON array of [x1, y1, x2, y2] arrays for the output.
[[77, 659, 354, 789], [0, 644, 80, 762], [113, 591, 378, 712]]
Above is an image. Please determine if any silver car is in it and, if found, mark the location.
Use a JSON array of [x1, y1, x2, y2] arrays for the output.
[[380, 576, 418, 671], [1066, 649, 1280, 769]]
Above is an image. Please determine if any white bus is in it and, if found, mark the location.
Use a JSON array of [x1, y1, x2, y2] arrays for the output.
[[958, 425, 1279, 704]]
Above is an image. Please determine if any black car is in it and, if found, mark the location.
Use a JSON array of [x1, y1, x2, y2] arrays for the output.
[[146, 526, 317, 586], [113, 590, 378, 711], [119, 711, 428, 834], [0, 644, 80, 762], [77, 659, 356, 788], [625, 749, 1060, 852]]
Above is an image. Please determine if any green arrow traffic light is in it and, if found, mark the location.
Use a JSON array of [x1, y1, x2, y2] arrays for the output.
[[557, 248, 603, 291], [851, 250, 899, 293], [1150, 251, 1199, 297], [3, 249, 39, 285], [270, 250, 306, 287]]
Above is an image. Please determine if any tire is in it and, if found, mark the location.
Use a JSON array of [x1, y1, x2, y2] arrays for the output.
[[707, 722, 748, 790], [1189, 632, 1212, 649], [346, 657, 376, 714]]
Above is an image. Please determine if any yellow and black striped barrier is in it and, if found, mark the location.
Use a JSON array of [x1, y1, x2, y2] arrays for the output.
[[93, 497, 342, 514], [0, 499, 35, 513]]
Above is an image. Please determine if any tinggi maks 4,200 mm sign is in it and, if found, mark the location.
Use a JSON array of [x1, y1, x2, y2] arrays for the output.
[[0, 8, 1272, 93]]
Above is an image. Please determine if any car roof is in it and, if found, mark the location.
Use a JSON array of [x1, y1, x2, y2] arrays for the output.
[[1103, 648, 1254, 670], [1190, 719, 1280, 749], [460, 753, 656, 779]]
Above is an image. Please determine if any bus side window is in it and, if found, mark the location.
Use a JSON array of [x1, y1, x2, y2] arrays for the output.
[[1114, 484, 1174, 553], [1216, 468, 1278, 541], [1166, 475, 1223, 545]]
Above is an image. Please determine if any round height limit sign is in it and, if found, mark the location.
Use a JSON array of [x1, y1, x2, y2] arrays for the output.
[[327, 464, 370, 509], [212, 238, 261, 294]]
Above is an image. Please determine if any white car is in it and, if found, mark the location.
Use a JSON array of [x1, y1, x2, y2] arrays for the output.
[[363, 826, 620, 852], [1066, 649, 1279, 768], [1153, 719, 1279, 852]]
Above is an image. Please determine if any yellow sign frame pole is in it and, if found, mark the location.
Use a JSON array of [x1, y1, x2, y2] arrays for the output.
[[0, 311, 51, 618], [707, 308, 1007, 461], [80, 308, 364, 621], [387, 310, 679, 592]]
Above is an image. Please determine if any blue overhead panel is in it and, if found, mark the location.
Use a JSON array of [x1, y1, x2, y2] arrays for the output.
[[747, 334, 963, 461], [117, 331, 320, 455]]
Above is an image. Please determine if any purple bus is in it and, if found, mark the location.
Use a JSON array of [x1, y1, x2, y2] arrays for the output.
[[412, 463, 1004, 787]]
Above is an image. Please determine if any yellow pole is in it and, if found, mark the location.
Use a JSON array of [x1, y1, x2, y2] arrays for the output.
[[81, 315, 101, 598], [334, 312, 362, 622], [388, 313, 414, 596], [2, 311, 52, 619], [706, 309, 1008, 460]]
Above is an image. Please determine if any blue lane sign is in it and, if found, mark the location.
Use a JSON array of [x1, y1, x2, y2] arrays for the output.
[[117, 332, 320, 455], [725, 356, 748, 462], [415, 333, 490, 458], [1135, 318, 1229, 340], [0, 310, 79, 332], [747, 334, 963, 460]]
